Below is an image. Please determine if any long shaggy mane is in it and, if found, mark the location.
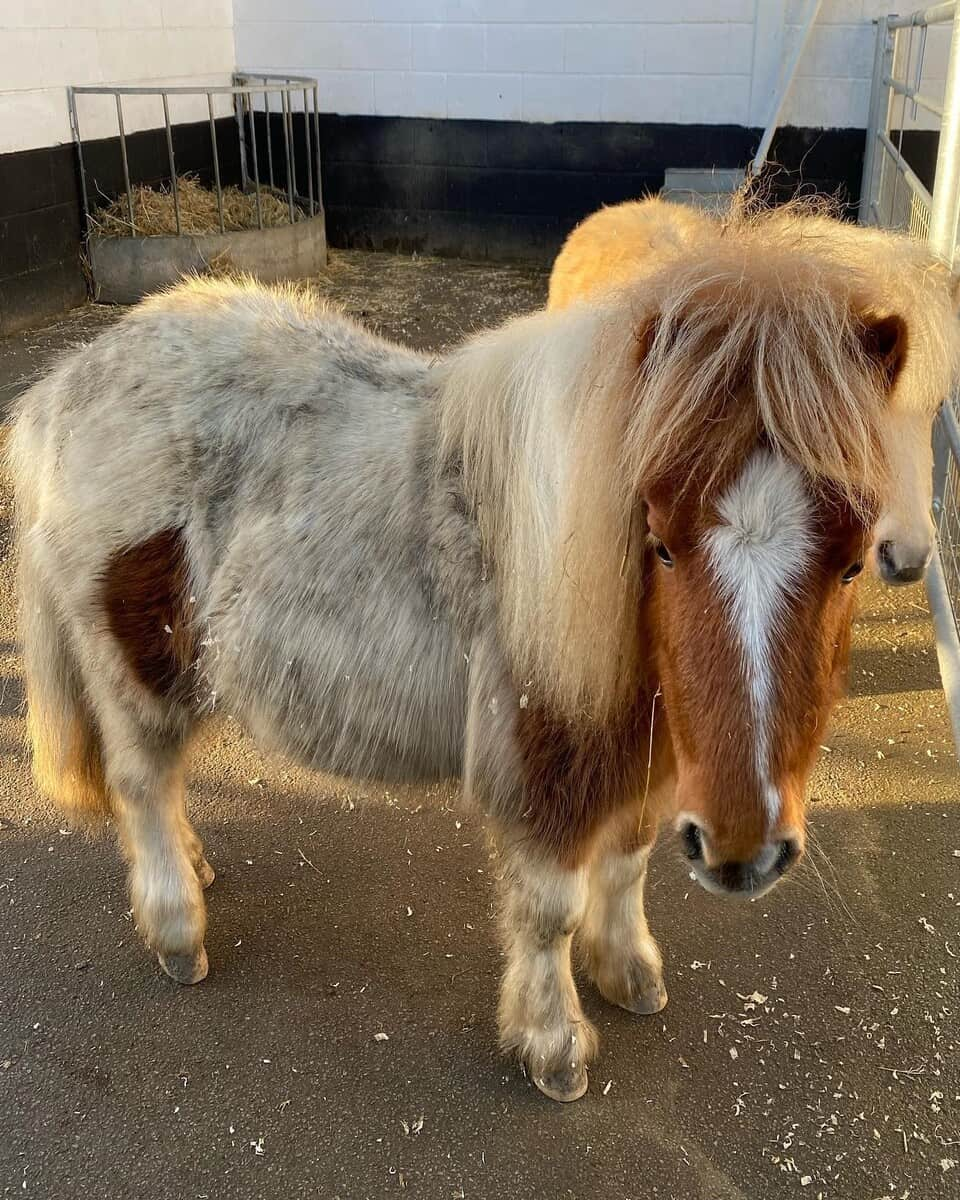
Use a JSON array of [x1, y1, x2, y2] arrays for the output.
[[437, 197, 960, 723]]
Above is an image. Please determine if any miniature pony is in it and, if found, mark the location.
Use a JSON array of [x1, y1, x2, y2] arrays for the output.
[[11, 204, 958, 1101]]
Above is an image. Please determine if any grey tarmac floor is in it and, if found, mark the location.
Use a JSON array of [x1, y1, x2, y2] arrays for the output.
[[0, 251, 957, 1200]]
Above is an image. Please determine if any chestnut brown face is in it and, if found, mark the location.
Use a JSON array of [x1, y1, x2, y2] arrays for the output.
[[643, 449, 871, 898]]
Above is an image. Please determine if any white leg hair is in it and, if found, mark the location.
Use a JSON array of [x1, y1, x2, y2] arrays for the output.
[[100, 702, 209, 985], [581, 838, 667, 1015], [496, 837, 598, 1102]]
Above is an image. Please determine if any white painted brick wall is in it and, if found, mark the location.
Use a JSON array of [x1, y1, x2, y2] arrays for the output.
[[3, 2, 948, 156], [234, 0, 899, 129], [0, 0, 236, 154]]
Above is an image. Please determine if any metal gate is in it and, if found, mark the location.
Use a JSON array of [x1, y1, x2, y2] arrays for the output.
[[861, 2, 960, 746]]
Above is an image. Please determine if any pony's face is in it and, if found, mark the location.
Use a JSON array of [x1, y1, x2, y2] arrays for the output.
[[644, 449, 872, 899]]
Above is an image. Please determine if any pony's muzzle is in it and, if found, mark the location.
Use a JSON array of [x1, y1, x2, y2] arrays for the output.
[[678, 819, 801, 898], [874, 538, 929, 586]]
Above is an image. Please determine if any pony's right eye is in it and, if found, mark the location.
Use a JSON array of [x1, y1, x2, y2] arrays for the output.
[[655, 541, 674, 568]]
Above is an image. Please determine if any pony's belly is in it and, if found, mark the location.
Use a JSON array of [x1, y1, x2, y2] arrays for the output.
[[207, 620, 469, 785]]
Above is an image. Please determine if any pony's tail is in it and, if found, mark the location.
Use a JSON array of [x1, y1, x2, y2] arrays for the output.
[[19, 548, 111, 824]]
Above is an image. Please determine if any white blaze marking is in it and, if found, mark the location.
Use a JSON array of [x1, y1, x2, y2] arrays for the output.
[[704, 451, 814, 827]]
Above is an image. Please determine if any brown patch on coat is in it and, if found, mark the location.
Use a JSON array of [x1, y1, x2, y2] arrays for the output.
[[513, 686, 668, 868], [102, 529, 196, 699], [512, 548, 676, 868]]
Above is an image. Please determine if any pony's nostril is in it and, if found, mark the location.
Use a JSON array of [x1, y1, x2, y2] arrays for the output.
[[774, 838, 800, 874], [876, 540, 927, 585], [681, 822, 703, 861], [877, 540, 895, 573]]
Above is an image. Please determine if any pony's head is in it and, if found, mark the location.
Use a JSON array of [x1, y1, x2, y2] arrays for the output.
[[439, 206, 957, 897], [642, 452, 872, 896]]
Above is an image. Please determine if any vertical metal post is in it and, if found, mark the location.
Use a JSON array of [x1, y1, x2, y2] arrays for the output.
[[208, 93, 225, 234], [115, 93, 135, 233], [889, 24, 915, 230], [281, 88, 295, 223], [67, 87, 91, 237], [303, 86, 314, 215], [860, 19, 893, 224], [162, 93, 181, 236], [930, 5, 960, 265], [234, 81, 249, 192], [264, 84, 275, 190], [285, 89, 298, 216], [313, 84, 324, 212], [246, 91, 263, 230]]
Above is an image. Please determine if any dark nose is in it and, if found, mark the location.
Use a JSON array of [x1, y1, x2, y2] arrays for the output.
[[681, 821, 703, 861], [877, 540, 926, 586], [681, 822, 801, 895]]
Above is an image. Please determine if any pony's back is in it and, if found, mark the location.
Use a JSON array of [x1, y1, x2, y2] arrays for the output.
[[547, 197, 708, 311]]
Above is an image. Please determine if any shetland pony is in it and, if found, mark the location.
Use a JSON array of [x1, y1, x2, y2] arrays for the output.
[[549, 196, 959, 585], [10, 212, 958, 1103]]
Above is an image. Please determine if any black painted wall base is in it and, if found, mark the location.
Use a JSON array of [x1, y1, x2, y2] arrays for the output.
[[315, 118, 871, 263], [2, 114, 880, 333], [0, 143, 85, 336], [0, 117, 241, 337]]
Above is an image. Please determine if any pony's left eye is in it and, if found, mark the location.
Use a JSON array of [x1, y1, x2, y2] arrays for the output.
[[841, 561, 863, 584], [655, 541, 674, 568]]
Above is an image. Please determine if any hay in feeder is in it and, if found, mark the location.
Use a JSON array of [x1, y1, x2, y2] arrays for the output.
[[91, 175, 304, 237]]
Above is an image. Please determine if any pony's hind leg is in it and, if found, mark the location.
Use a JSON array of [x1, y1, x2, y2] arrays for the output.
[[496, 835, 598, 1102], [99, 700, 208, 984], [580, 809, 666, 1015]]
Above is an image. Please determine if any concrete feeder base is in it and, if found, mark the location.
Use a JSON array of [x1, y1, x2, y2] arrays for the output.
[[88, 212, 328, 304]]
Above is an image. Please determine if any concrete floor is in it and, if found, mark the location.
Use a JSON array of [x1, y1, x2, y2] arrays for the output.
[[0, 252, 957, 1200]]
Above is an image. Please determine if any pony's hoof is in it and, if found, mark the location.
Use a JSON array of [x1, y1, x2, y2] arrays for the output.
[[534, 1064, 589, 1103], [595, 961, 668, 1015], [195, 857, 216, 889], [159, 945, 209, 985], [618, 976, 668, 1016]]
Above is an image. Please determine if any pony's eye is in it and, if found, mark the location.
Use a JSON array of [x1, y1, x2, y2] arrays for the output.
[[841, 561, 863, 584], [655, 541, 674, 568]]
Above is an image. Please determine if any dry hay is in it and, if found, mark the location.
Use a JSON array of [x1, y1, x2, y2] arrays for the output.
[[90, 175, 304, 238]]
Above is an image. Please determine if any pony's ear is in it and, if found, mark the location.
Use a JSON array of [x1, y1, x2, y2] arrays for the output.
[[857, 311, 907, 392], [634, 316, 658, 365]]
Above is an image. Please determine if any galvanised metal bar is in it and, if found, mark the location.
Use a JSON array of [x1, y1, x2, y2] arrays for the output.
[[234, 89, 249, 193], [67, 87, 91, 236], [887, 22, 916, 230], [246, 91, 263, 231], [877, 130, 935, 204], [313, 85, 324, 212], [264, 86, 275, 191], [750, 0, 824, 177], [882, 76, 944, 117], [161, 94, 181, 236], [889, 2, 956, 29], [115, 93, 135, 233], [303, 86, 314, 215], [207, 93, 225, 235], [71, 80, 318, 95], [939, 392, 960, 463], [285, 90, 298, 217], [925, 542, 960, 750], [929, 4, 960, 263], [281, 88, 295, 224], [861, 19, 893, 222]]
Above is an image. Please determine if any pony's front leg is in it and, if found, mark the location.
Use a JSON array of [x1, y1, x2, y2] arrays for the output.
[[496, 833, 598, 1102], [580, 810, 667, 1015]]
